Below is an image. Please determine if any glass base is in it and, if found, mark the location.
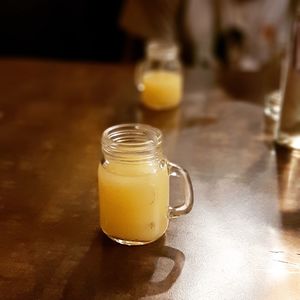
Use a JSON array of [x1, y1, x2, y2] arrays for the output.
[[276, 132, 300, 150], [108, 236, 155, 246], [102, 229, 165, 246]]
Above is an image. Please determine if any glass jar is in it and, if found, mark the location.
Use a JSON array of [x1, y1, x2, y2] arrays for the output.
[[276, 12, 300, 150], [98, 124, 193, 246], [135, 40, 183, 111]]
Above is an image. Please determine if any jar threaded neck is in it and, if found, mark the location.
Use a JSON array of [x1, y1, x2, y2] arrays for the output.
[[146, 40, 179, 61], [102, 124, 163, 162]]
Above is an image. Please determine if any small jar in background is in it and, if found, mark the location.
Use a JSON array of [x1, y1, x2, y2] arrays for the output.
[[264, 90, 282, 122], [135, 40, 183, 111]]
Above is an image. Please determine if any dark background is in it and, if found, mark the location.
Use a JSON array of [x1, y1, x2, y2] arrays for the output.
[[0, 1, 126, 61], [0, 1, 297, 65]]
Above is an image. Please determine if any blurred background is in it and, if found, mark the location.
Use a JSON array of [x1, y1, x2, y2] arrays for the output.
[[0, 0, 298, 67]]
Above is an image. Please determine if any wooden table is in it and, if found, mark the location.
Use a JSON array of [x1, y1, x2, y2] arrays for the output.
[[0, 59, 299, 300]]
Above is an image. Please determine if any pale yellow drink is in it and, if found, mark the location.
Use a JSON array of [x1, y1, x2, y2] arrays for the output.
[[141, 71, 182, 110], [98, 160, 169, 244]]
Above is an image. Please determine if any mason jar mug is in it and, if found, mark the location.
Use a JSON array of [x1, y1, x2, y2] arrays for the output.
[[98, 124, 193, 245]]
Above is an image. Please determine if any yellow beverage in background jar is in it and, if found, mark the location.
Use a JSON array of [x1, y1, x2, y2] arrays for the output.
[[141, 71, 183, 110], [98, 160, 169, 243]]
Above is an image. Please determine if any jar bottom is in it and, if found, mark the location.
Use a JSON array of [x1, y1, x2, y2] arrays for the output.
[[101, 229, 166, 246], [141, 99, 180, 111]]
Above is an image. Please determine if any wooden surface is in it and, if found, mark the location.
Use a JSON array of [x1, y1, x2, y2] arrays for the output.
[[0, 59, 299, 300]]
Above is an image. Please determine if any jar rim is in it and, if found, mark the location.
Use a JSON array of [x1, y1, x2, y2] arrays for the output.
[[102, 123, 163, 162], [146, 40, 179, 60]]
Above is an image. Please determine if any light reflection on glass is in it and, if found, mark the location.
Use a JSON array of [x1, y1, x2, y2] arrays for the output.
[[276, 149, 300, 222]]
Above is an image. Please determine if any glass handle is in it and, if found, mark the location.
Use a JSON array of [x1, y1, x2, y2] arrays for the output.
[[168, 161, 194, 219], [134, 61, 145, 92]]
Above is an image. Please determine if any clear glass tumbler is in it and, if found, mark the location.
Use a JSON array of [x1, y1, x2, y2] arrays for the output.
[[276, 12, 300, 150]]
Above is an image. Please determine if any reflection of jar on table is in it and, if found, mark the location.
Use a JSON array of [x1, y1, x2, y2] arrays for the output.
[[135, 41, 183, 111]]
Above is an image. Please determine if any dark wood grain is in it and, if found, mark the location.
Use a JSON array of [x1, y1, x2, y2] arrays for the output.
[[0, 59, 299, 300]]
